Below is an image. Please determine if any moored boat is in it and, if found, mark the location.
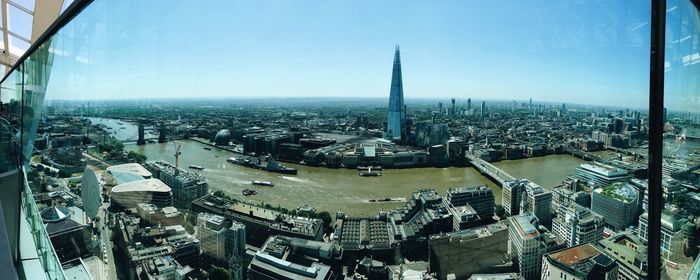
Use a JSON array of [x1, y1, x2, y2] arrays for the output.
[[188, 165, 204, 170], [252, 180, 274, 187]]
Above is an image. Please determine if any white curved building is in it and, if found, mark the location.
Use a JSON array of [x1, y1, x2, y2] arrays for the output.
[[111, 179, 172, 209], [80, 166, 102, 219]]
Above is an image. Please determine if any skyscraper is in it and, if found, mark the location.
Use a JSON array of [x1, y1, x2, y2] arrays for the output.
[[386, 45, 406, 142], [467, 98, 472, 112], [481, 101, 486, 117]]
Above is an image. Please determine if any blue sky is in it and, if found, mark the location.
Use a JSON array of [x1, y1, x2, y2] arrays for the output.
[[44, 0, 664, 108]]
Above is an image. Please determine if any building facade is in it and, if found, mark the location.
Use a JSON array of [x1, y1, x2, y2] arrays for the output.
[[551, 201, 605, 248]]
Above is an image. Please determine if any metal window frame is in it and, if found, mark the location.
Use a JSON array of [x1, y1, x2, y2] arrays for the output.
[[0, 0, 92, 84]]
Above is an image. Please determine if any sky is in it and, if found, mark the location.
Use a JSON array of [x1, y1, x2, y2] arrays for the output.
[[32, 0, 699, 110]]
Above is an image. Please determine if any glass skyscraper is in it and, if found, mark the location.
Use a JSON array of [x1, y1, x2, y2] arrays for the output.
[[386, 45, 406, 142]]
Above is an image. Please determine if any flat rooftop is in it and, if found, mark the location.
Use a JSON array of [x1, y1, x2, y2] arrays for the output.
[[549, 243, 600, 266], [512, 214, 539, 238], [112, 178, 171, 193], [579, 162, 628, 177], [595, 182, 638, 203], [107, 163, 152, 178]]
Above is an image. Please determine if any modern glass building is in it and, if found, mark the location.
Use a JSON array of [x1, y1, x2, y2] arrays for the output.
[[385, 46, 406, 143]]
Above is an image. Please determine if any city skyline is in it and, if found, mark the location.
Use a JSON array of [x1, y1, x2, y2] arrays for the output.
[[41, 0, 664, 109]]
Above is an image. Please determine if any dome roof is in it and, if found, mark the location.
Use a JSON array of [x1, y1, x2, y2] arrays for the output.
[[40, 206, 71, 223], [214, 129, 232, 145]]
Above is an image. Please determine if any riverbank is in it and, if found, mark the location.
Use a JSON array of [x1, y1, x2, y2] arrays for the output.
[[126, 139, 583, 216]]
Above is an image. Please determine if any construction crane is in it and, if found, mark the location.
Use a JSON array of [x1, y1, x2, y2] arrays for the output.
[[174, 142, 182, 175]]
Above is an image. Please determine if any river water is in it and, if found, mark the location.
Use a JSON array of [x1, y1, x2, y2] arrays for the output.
[[125, 140, 583, 216]]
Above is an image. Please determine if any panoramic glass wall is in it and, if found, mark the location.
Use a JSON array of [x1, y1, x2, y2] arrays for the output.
[[2, 0, 695, 279]]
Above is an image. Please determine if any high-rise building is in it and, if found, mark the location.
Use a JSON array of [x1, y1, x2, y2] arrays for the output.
[[638, 210, 687, 262], [446, 186, 495, 221], [551, 201, 605, 247], [197, 212, 228, 263], [386, 45, 406, 142], [596, 233, 648, 280], [591, 182, 640, 231], [508, 213, 546, 280], [521, 182, 553, 228], [450, 97, 456, 117], [541, 244, 618, 280], [503, 180, 526, 216], [503, 179, 550, 226], [467, 98, 472, 111], [481, 101, 486, 117]]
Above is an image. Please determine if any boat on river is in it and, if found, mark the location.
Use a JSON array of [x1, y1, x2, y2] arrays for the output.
[[227, 156, 298, 175], [203, 147, 212, 150], [252, 180, 274, 187], [188, 165, 204, 170], [242, 189, 258, 196]]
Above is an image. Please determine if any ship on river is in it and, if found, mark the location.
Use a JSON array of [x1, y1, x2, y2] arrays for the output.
[[227, 156, 298, 175]]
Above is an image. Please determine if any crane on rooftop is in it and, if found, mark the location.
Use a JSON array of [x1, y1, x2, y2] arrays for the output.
[[174, 142, 182, 175]]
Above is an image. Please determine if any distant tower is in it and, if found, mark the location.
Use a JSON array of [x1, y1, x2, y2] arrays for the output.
[[467, 98, 472, 111], [481, 101, 486, 117], [158, 122, 167, 143], [451, 98, 456, 117], [386, 45, 406, 143], [137, 123, 146, 145], [529, 98, 532, 108]]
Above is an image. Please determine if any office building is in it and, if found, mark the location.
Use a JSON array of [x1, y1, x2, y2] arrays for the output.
[[386, 45, 406, 142], [522, 182, 553, 228], [551, 201, 605, 248], [428, 221, 510, 280], [446, 186, 495, 221], [197, 212, 228, 263], [503, 179, 551, 227], [541, 244, 618, 280], [575, 162, 631, 187], [638, 210, 687, 262], [596, 233, 649, 280], [111, 179, 173, 209], [145, 160, 209, 208], [503, 180, 526, 216], [192, 195, 324, 247], [591, 182, 640, 231], [508, 213, 546, 280], [248, 235, 340, 280]]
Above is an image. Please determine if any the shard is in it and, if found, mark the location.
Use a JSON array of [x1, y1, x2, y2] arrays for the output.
[[386, 45, 406, 142]]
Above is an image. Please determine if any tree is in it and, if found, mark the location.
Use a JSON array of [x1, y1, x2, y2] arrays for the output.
[[209, 267, 230, 280], [127, 151, 147, 163], [495, 205, 506, 218], [317, 211, 333, 232]]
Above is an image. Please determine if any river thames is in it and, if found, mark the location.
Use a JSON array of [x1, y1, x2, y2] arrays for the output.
[[125, 140, 583, 216]]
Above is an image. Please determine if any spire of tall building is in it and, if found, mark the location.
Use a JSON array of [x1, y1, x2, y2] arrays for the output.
[[386, 45, 406, 142]]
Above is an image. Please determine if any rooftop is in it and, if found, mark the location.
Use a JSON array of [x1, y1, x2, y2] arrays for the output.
[[579, 162, 628, 177], [595, 182, 638, 203], [107, 163, 152, 178], [112, 179, 171, 193], [549, 243, 601, 266], [512, 213, 540, 238]]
